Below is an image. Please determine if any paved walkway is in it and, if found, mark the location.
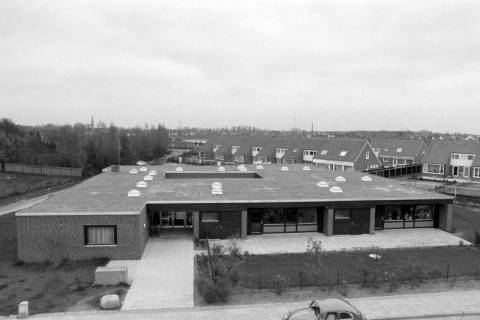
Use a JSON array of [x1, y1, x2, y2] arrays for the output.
[[121, 231, 194, 310], [24, 290, 480, 320], [209, 229, 470, 254]]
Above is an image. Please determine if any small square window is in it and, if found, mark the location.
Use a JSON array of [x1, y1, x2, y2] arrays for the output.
[[201, 212, 219, 222]]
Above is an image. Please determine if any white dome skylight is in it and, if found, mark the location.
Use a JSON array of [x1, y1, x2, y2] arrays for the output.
[[317, 181, 329, 188], [329, 186, 343, 193], [136, 181, 148, 188], [175, 166, 183, 172], [136, 161, 146, 166], [127, 189, 141, 197], [237, 165, 247, 171], [361, 176, 373, 182], [335, 176, 346, 182], [144, 175, 153, 181], [281, 166, 289, 171], [129, 168, 138, 174], [139, 166, 148, 172], [149, 170, 157, 176], [218, 166, 226, 172], [256, 164, 264, 170], [302, 166, 311, 171], [212, 181, 222, 188], [211, 182, 223, 195]]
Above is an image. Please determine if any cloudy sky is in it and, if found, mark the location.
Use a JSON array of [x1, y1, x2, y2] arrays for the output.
[[1, 0, 479, 132]]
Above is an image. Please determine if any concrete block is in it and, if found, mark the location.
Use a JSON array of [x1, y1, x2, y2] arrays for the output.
[[95, 266, 129, 285], [100, 294, 121, 309], [18, 301, 28, 319]]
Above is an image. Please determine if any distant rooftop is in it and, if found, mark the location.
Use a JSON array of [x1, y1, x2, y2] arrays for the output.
[[20, 164, 453, 214]]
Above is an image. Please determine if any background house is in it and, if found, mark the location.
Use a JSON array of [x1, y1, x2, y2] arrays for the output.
[[370, 138, 427, 167]]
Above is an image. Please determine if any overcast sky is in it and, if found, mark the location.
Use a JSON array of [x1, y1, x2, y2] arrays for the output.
[[1, 0, 479, 132]]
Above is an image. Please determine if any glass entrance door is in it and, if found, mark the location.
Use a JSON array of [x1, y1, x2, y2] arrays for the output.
[[160, 211, 192, 229]]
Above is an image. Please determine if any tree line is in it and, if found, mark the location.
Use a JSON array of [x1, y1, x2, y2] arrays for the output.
[[0, 118, 170, 175]]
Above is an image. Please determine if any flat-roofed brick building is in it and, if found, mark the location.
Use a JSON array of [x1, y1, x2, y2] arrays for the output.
[[17, 164, 453, 262]]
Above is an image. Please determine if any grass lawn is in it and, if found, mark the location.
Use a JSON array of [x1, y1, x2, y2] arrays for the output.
[[0, 212, 127, 316], [235, 247, 480, 289], [452, 199, 480, 243], [0, 172, 82, 206]]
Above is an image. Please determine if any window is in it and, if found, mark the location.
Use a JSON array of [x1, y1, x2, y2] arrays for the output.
[[231, 146, 240, 154], [303, 150, 316, 156], [201, 212, 219, 222], [84, 226, 116, 246], [474, 167, 480, 178], [468, 154, 475, 160], [320, 149, 328, 155], [276, 148, 287, 153], [335, 209, 350, 220], [340, 312, 354, 320], [423, 164, 444, 174], [213, 145, 221, 152], [366, 151, 370, 159], [234, 154, 245, 163], [396, 148, 403, 153], [451, 153, 459, 160], [339, 151, 348, 156], [214, 153, 224, 161]]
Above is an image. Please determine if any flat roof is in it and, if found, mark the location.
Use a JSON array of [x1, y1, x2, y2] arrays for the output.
[[19, 164, 453, 214]]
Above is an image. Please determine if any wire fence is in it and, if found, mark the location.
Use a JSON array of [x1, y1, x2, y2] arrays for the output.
[[399, 181, 480, 198]]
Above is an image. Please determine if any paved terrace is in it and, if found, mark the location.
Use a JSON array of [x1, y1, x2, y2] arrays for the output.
[[19, 290, 480, 320], [208, 229, 471, 254]]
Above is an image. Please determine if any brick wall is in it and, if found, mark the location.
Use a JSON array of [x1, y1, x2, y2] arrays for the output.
[[17, 213, 143, 262]]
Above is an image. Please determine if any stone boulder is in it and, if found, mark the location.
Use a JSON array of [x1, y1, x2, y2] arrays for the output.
[[100, 294, 121, 310]]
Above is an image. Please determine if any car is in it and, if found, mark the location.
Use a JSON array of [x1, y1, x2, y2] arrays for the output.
[[282, 299, 368, 320]]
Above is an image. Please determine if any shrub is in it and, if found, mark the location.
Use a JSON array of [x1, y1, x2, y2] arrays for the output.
[[211, 244, 224, 258], [384, 271, 400, 293], [226, 238, 242, 259], [360, 268, 380, 288], [306, 237, 322, 255], [337, 280, 349, 297], [274, 274, 289, 295], [475, 231, 480, 246], [198, 278, 231, 304]]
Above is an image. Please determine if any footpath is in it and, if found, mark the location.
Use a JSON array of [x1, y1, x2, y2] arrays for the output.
[[13, 289, 480, 320]]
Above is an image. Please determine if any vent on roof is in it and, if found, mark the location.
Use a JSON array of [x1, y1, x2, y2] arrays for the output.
[[256, 164, 264, 170], [361, 176, 373, 182], [175, 166, 184, 172], [317, 181, 329, 188], [144, 175, 153, 181], [136, 181, 148, 188], [281, 166, 289, 171], [211, 182, 223, 195], [128, 189, 141, 197], [149, 170, 157, 176], [335, 176, 346, 182], [302, 166, 311, 171], [218, 166, 225, 172], [129, 168, 138, 174], [139, 166, 148, 172], [136, 161, 146, 166], [329, 186, 343, 193]]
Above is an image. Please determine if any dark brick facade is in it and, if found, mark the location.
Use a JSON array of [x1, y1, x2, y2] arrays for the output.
[[17, 213, 144, 262]]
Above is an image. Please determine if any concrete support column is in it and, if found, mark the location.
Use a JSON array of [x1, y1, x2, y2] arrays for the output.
[[369, 207, 376, 234], [193, 211, 200, 239], [439, 204, 453, 232], [324, 207, 334, 236], [241, 210, 248, 239]]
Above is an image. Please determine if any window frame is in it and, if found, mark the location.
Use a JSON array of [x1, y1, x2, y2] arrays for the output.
[[84, 225, 117, 246], [473, 167, 480, 178], [423, 163, 445, 174]]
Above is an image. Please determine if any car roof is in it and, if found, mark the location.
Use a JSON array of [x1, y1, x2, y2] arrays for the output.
[[316, 299, 360, 314]]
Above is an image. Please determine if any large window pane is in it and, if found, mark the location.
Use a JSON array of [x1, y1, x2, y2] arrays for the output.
[[335, 209, 350, 220], [285, 208, 297, 224], [263, 209, 284, 224], [297, 208, 317, 223]]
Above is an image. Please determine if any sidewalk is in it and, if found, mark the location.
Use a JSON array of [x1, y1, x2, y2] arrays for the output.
[[24, 290, 480, 320]]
